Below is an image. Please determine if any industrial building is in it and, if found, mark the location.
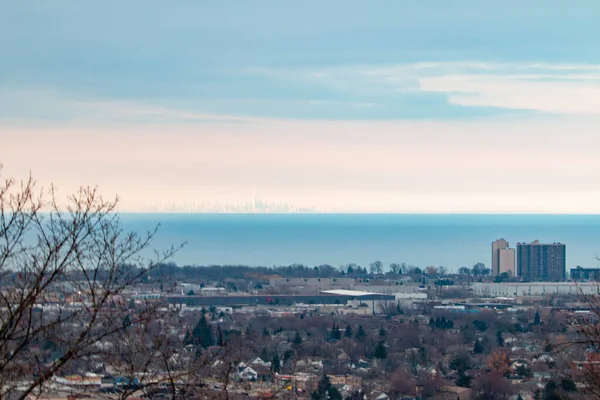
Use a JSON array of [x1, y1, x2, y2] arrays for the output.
[[268, 277, 356, 291], [166, 290, 394, 307], [472, 282, 599, 297]]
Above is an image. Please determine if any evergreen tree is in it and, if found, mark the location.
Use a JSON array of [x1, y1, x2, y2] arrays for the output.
[[217, 326, 224, 347], [283, 349, 294, 365], [191, 314, 213, 348], [263, 327, 270, 336], [379, 327, 386, 337], [450, 353, 470, 374], [473, 339, 484, 354], [374, 341, 388, 359], [534, 310, 541, 325], [355, 325, 366, 341], [122, 315, 131, 332], [333, 324, 342, 340], [544, 380, 560, 400], [496, 330, 504, 347], [311, 375, 342, 400], [473, 320, 488, 332], [293, 332, 303, 345], [456, 373, 472, 388], [561, 377, 577, 392], [272, 354, 281, 373], [344, 325, 353, 338]]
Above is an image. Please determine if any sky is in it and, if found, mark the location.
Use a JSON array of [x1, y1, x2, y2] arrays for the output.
[[2, 1, 600, 213]]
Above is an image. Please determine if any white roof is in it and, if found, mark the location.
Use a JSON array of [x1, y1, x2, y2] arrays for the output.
[[321, 289, 385, 296]]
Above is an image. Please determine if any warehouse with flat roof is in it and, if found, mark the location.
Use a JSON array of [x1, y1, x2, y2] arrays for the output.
[[166, 289, 394, 307]]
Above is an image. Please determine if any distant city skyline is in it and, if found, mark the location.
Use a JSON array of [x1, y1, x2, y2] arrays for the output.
[[136, 199, 316, 213], [3, 2, 600, 213]]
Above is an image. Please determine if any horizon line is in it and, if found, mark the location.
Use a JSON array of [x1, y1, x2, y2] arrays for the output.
[[115, 211, 600, 216]]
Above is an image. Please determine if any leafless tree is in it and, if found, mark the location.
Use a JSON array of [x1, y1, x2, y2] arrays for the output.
[[471, 371, 515, 400], [550, 284, 600, 399], [0, 168, 180, 399]]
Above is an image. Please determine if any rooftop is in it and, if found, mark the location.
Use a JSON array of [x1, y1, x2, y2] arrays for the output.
[[320, 289, 386, 297]]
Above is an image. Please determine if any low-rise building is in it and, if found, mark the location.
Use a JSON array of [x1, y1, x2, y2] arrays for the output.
[[472, 282, 600, 297]]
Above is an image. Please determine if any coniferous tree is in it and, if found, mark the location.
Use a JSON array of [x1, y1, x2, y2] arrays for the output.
[[191, 314, 213, 348], [534, 310, 541, 325], [272, 354, 281, 373], [283, 349, 294, 365], [293, 332, 303, 345], [217, 326, 224, 347], [456, 373, 472, 388], [311, 375, 342, 400], [122, 315, 131, 332], [334, 324, 342, 340], [473, 339, 484, 354], [374, 341, 388, 359], [344, 325, 353, 338], [496, 330, 504, 347], [355, 325, 366, 341]]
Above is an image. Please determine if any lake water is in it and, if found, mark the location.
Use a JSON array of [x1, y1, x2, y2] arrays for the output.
[[120, 214, 600, 271]]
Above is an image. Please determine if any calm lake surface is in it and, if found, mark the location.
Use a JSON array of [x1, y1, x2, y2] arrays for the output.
[[120, 214, 600, 271]]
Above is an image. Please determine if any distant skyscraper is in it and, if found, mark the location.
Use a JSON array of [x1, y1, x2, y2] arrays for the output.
[[492, 239, 515, 276], [517, 240, 566, 281]]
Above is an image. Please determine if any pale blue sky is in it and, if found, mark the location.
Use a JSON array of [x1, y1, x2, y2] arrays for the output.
[[2, 1, 600, 212]]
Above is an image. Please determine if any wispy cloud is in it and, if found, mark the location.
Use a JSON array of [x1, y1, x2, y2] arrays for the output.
[[0, 88, 271, 126], [262, 62, 600, 115]]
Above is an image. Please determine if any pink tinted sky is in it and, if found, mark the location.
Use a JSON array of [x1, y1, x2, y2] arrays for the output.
[[3, 114, 600, 213]]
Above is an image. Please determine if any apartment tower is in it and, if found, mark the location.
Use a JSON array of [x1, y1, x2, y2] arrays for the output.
[[517, 240, 566, 281]]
